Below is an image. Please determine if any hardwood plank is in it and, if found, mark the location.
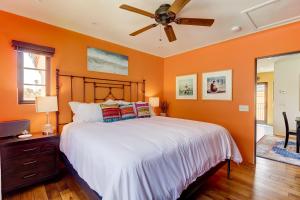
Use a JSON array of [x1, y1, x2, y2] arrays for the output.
[[196, 194, 213, 200], [288, 193, 300, 200], [3, 193, 20, 200], [64, 175, 89, 200], [3, 157, 300, 200], [32, 185, 48, 200], [44, 182, 62, 200], [59, 189, 80, 200], [19, 189, 34, 200]]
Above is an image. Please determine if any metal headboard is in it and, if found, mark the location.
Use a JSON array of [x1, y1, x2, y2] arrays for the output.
[[55, 69, 145, 132]]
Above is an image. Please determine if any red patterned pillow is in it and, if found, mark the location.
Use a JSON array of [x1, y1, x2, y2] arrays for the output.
[[120, 104, 136, 120], [100, 103, 121, 122]]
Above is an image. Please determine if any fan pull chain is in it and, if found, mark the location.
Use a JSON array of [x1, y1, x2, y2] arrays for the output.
[[159, 25, 162, 42]]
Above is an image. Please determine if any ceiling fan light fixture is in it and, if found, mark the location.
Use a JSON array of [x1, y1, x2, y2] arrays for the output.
[[120, 0, 215, 43], [155, 4, 176, 26]]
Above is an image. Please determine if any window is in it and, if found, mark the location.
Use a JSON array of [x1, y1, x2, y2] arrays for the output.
[[256, 82, 268, 123], [12, 40, 55, 104]]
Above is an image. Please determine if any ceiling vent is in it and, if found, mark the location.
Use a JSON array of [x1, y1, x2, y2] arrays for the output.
[[241, 0, 300, 29]]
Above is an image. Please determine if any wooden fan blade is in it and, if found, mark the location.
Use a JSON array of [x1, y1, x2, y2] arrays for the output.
[[176, 18, 215, 26], [164, 25, 177, 42], [130, 24, 158, 36], [120, 4, 155, 18], [169, 0, 191, 14]]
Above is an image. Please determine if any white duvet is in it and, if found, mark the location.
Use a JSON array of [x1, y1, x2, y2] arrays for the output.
[[60, 116, 242, 200]]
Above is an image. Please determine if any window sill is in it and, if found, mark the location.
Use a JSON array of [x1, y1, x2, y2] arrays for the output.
[[18, 100, 35, 105]]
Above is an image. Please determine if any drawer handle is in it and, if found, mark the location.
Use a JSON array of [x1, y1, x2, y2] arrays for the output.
[[23, 160, 37, 166], [23, 147, 38, 152], [23, 173, 37, 179]]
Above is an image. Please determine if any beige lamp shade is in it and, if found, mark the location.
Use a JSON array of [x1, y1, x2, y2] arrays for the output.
[[149, 97, 159, 108], [35, 96, 58, 113]]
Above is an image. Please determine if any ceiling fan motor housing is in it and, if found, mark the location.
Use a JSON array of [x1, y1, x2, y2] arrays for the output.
[[155, 4, 176, 26]]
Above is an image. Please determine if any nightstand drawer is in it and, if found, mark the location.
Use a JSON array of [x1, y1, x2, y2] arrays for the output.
[[1, 141, 57, 160], [0, 132, 59, 193], [2, 152, 57, 173], [2, 164, 57, 191], [41, 141, 58, 152]]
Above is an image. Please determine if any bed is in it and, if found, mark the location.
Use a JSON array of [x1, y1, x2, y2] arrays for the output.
[[55, 70, 242, 200], [60, 116, 242, 200]]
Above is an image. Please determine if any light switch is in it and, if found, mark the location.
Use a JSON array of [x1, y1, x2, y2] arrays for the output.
[[239, 105, 249, 112]]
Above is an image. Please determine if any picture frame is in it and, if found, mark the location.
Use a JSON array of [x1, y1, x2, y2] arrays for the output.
[[176, 74, 197, 100], [202, 69, 232, 100], [87, 47, 128, 75]]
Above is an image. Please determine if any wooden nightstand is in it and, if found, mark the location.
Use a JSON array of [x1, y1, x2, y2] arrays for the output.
[[0, 132, 59, 193]]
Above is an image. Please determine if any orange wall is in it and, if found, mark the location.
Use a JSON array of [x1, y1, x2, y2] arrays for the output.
[[0, 11, 164, 132], [164, 21, 300, 163], [1, 10, 300, 164]]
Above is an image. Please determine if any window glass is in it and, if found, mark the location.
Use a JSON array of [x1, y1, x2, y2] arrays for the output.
[[23, 85, 46, 101], [24, 69, 46, 85], [23, 52, 46, 69]]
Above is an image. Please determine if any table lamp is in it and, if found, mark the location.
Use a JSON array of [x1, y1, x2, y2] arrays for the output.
[[35, 96, 58, 135], [149, 97, 159, 115]]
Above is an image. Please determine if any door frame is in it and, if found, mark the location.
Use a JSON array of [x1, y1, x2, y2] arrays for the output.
[[254, 50, 300, 164], [256, 82, 268, 124]]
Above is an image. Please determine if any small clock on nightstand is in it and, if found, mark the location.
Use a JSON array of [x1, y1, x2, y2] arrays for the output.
[[0, 129, 59, 194]]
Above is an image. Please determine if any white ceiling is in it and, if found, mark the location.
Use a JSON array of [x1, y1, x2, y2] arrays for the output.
[[257, 58, 276, 73], [1, 0, 300, 57], [257, 53, 300, 73]]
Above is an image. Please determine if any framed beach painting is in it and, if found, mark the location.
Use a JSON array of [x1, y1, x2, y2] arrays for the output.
[[176, 74, 197, 100], [202, 69, 232, 100], [87, 47, 128, 75]]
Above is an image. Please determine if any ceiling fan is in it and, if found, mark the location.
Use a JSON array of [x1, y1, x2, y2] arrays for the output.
[[119, 0, 215, 42]]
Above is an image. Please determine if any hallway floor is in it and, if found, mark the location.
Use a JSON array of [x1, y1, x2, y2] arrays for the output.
[[256, 124, 273, 142]]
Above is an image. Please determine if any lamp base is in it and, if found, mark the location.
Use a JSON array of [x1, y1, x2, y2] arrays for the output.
[[18, 134, 32, 139], [43, 123, 54, 135], [160, 113, 167, 117]]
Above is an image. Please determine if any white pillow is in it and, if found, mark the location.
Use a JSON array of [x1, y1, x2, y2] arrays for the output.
[[104, 99, 117, 105], [69, 102, 81, 113], [104, 99, 133, 105], [116, 100, 131, 105], [69, 102, 103, 123]]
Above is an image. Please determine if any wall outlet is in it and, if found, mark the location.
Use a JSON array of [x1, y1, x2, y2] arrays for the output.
[[239, 105, 249, 112]]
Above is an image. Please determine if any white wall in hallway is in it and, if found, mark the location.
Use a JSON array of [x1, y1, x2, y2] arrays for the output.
[[274, 55, 300, 136]]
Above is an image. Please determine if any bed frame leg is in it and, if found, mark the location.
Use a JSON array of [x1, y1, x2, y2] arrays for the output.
[[227, 159, 231, 179]]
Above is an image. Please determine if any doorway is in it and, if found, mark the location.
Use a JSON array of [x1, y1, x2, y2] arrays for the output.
[[255, 51, 300, 166]]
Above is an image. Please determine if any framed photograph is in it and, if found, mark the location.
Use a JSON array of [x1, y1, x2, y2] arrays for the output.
[[176, 74, 197, 100], [87, 47, 128, 75], [202, 69, 232, 100]]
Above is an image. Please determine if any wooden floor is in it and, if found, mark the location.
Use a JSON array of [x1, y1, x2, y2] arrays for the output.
[[4, 157, 300, 200]]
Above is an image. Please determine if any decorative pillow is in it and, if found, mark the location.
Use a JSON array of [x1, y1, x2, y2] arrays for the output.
[[134, 102, 151, 118], [69, 102, 103, 123], [133, 101, 155, 116], [100, 103, 121, 122], [119, 104, 136, 120]]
